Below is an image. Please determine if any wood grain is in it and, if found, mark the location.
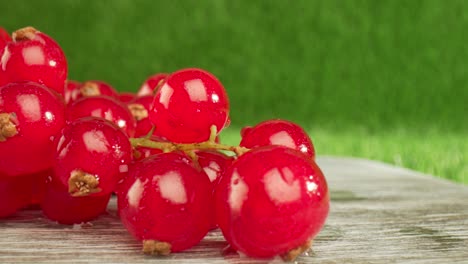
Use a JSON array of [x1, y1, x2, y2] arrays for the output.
[[1, 157, 467, 263]]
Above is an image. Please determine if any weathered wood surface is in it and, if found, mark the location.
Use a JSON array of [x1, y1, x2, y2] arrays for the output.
[[0, 157, 467, 263]]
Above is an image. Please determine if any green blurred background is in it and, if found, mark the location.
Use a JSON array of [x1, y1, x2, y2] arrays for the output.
[[1, 0, 466, 183]]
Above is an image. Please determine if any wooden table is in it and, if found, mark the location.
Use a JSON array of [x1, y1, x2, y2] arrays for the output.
[[1, 157, 467, 263]]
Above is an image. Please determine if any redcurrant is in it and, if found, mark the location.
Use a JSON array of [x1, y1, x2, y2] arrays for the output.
[[78, 80, 118, 98], [0, 174, 32, 218], [118, 152, 212, 254], [137, 73, 168, 97], [67, 95, 136, 137], [149, 68, 229, 143], [0, 27, 67, 94], [215, 146, 329, 259], [41, 175, 111, 224], [0, 82, 66, 176], [53, 117, 132, 196], [127, 95, 154, 137], [240, 119, 315, 160], [63, 80, 81, 104]]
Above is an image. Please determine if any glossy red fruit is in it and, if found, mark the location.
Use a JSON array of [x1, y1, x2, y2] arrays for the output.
[[0, 27, 11, 86], [0, 27, 67, 94], [197, 150, 233, 187], [53, 117, 132, 197], [63, 80, 81, 104], [149, 68, 229, 143], [0, 27, 11, 52], [0, 82, 66, 177], [196, 150, 233, 229], [77, 80, 119, 98], [118, 152, 213, 253], [119, 92, 136, 104], [28, 169, 51, 205], [127, 95, 155, 137], [215, 146, 329, 259], [240, 119, 315, 160], [137, 73, 168, 97], [41, 175, 110, 224], [67, 95, 136, 137], [0, 174, 32, 218]]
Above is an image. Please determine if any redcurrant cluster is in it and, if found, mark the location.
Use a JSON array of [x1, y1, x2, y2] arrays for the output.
[[0, 26, 329, 261]]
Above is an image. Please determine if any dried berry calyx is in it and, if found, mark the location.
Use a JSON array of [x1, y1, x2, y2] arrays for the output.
[[80, 82, 101, 96], [12, 26, 39, 41], [68, 170, 102, 197], [0, 113, 18, 141], [128, 103, 148, 121], [142, 240, 172, 256], [281, 241, 312, 261]]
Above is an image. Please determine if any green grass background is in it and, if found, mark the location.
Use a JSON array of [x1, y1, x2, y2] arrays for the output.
[[1, 0, 466, 183]]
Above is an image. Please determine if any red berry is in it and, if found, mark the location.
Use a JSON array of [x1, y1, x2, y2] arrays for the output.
[[215, 146, 329, 259], [0, 82, 66, 176], [63, 80, 81, 104], [149, 68, 229, 143], [127, 95, 155, 137], [196, 150, 233, 229], [67, 95, 136, 137], [53, 117, 132, 197], [0, 174, 32, 218], [240, 119, 315, 160], [78, 80, 119, 98], [137, 73, 168, 97], [118, 152, 213, 254], [118, 92, 136, 104], [28, 169, 50, 205], [196, 150, 233, 187], [0, 27, 11, 54], [0, 27, 68, 94], [41, 175, 110, 224]]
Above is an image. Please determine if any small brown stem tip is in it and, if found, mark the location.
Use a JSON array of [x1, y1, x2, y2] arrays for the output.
[[128, 103, 148, 121], [142, 240, 171, 256], [281, 240, 312, 262], [0, 113, 18, 142], [68, 170, 101, 197], [80, 82, 101, 97], [12, 26, 39, 42]]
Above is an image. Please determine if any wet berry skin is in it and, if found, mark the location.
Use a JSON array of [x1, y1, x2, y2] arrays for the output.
[[0, 27, 11, 55], [0, 82, 66, 177], [215, 146, 329, 259], [0, 174, 32, 218], [196, 150, 234, 229], [41, 175, 111, 224], [149, 68, 229, 143], [0, 27, 67, 94], [118, 152, 213, 253], [127, 95, 154, 137], [119, 92, 136, 104], [137, 73, 168, 97], [77, 80, 119, 99], [240, 119, 315, 160], [53, 117, 132, 196], [67, 95, 136, 137], [63, 80, 82, 104]]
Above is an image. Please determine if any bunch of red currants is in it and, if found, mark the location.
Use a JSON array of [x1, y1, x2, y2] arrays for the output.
[[0, 26, 329, 261]]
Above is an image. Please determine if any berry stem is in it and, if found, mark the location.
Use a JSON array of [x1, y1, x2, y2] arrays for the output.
[[130, 126, 249, 156], [0, 113, 18, 141]]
